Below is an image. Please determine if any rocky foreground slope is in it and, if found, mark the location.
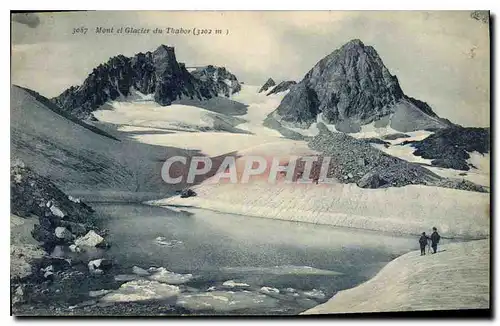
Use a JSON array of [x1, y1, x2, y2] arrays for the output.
[[304, 239, 490, 314], [269, 39, 452, 132], [11, 161, 112, 309], [52, 45, 241, 120]]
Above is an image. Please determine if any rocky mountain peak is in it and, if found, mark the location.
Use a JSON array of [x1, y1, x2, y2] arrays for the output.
[[259, 78, 276, 93], [270, 39, 451, 132], [52, 45, 241, 119]]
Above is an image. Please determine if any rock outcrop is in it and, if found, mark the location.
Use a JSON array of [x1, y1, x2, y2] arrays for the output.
[[401, 127, 490, 171], [258, 78, 276, 93], [52, 45, 241, 119], [269, 39, 453, 132]]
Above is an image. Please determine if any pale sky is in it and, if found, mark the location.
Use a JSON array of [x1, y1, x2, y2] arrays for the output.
[[11, 11, 490, 127]]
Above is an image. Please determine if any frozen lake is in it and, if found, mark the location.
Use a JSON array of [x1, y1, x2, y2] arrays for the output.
[[94, 203, 420, 314]]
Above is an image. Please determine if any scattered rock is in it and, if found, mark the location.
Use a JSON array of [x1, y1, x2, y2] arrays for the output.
[[49, 205, 65, 218], [357, 172, 387, 189], [180, 189, 197, 198], [54, 227, 73, 241], [75, 230, 104, 248], [89, 289, 112, 298], [176, 291, 279, 312], [302, 289, 326, 300], [148, 267, 193, 285], [260, 287, 280, 295], [12, 286, 25, 305]]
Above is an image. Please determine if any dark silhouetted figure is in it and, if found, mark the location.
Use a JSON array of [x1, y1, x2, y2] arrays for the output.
[[419, 232, 429, 256], [430, 227, 441, 254]]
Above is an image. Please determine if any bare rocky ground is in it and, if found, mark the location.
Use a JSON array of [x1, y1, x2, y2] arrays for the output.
[[9, 160, 159, 316]]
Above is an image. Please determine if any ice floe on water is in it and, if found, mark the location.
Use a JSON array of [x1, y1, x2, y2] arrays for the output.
[[89, 289, 112, 298], [259, 287, 280, 295], [302, 289, 327, 300], [222, 280, 251, 288], [132, 266, 150, 276], [154, 236, 183, 247], [114, 274, 139, 282], [148, 267, 194, 285], [100, 280, 181, 303], [220, 265, 343, 276], [175, 290, 279, 312]]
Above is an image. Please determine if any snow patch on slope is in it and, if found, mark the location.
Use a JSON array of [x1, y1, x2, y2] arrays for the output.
[[151, 182, 489, 238]]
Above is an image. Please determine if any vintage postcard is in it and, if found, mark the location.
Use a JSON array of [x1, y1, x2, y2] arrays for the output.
[[10, 11, 490, 317]]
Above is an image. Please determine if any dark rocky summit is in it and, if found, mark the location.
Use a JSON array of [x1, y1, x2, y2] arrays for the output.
[[401, 127, 490, 171], [269, 39, 453, 132], [305, 123, 487, 192], [258, 78, 276, 93], [266, 81, 297, 96], [52, 45, 241, 119]]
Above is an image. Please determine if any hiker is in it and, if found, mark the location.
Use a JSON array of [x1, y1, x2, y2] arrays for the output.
[[430, 227, 441, 254], [419, 232, 429, 256]]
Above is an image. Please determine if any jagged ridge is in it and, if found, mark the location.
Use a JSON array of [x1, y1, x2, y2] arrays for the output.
[[52, 45, 241, 119], [267, 81, 297, 96]]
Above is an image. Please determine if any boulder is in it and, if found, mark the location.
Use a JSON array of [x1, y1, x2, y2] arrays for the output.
[[180, 189, 197, 198], [54, 227, 74, 241], [75, 230, 104, 248], [88, 259, 112, 275], [356, 171, 388, 189], [12, 286, 25, 305], [69, 244, 82, 253], [43, 271, 55, 280]]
